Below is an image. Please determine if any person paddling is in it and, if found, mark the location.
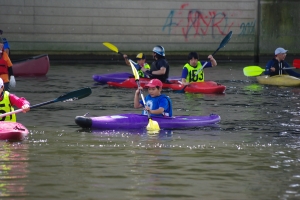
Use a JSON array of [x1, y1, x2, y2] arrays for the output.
[[265, 47, 300, 77], [181, 52, 217, 86], [0, 78, 30, 122], [123, 53, 150, 78], [134, 79, 172, 117], [142, 45, 170, 83]]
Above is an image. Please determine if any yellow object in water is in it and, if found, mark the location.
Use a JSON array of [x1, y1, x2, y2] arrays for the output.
[[256, 75, 300, 87]]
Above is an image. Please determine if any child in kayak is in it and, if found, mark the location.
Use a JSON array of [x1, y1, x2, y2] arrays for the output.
[[134, 79, 172, 117], [123, 53, 151, 78], [181, 52, 217, 86], [0, 78, 30, 122]]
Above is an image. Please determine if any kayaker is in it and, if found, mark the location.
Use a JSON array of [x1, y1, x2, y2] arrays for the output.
[[0, 78, 30, 122], [141, 45, 170, 83], [265, 47, 300, 77], [0, 30, 10, 56], [0, 37, 16, 91], [181, 52, 217, 86], [134, 78, 173, 117], [123, 53, 151, 78]]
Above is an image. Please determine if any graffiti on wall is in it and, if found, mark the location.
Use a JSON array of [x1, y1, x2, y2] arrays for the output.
[[162, 3, 255, 41]]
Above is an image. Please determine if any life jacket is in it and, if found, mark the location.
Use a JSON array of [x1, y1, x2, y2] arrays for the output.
[[0, 91, 16, 122], [138, 63, 151, 77], [268, 59, 288, 76], [144, 94, 173, 117], [183, 61, 204, 82], [0, 52, 8, 75]]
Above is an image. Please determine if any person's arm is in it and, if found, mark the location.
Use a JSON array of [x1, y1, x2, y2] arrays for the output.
[[150, 67, 166, 75], [208, 55, 217, 67], [123, 54, 131, 66], [146, 107, 164, 115], [264, 60, 273, 75], [181, 67, 189, 85], [3, 38, 10, 56], [9, 94, 30, 112], [284, 62, 300, 77], [134, 88, 143, 108]]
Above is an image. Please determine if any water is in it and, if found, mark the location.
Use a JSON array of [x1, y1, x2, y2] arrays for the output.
[[0, 63, 299, 200]]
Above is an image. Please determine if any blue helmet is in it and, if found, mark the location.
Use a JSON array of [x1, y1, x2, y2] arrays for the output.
[[152, 45, 165, 56]]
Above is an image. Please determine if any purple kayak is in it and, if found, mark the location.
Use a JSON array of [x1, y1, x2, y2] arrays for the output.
[[93, 72, 133, 84], [93, 72, 181, 84], [75, 113, 221, 130]]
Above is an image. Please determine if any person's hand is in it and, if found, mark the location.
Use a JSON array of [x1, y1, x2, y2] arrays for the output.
[[182, 82, 190, 86], [270, 67, 275, 72], [135, 86, 143, 95], [22, 104, 30, 113], [208, 55, 215, 61], [144, 106, 151, 113], [9, 76, 16, 87], [123, 54, 128, 59]]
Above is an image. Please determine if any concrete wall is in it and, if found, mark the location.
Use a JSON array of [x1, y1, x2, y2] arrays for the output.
[[0, 0, 299, 62]]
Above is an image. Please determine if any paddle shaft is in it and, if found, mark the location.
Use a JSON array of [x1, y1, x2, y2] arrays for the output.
[[0, 87, 92, 118], [0, 100, 55, 118], [136, 80, 151, 118], [103, 42, 137, 65], [195, 31, 232, 75]]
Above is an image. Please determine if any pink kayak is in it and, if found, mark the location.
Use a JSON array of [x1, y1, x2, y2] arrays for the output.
[[13, 54, 50, 76], [0, 121, 29, 141]]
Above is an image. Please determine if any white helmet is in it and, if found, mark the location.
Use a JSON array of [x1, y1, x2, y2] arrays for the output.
[[152, 45, 165, 56]]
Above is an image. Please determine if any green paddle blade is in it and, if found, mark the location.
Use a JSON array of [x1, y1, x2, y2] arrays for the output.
[[31, 87, 92, 109], [243, 66, 265, 77], [103, 42, 119, 53], [218, 31, 233, 50], [58, 87, 92, 102]]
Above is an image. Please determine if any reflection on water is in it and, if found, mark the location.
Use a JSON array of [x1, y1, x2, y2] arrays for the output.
[[0, 142, 29, 198], [2, 63, 299, 199]]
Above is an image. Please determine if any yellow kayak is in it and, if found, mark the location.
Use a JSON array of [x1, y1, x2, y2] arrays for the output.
[[256, 75, 300, 87]]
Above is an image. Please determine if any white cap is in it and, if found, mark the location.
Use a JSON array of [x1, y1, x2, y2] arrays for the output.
[[0, 78, 3, 88], [275, 47, 288, 55]]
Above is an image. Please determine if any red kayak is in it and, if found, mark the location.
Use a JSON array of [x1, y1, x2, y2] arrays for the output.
[[107, 78, 226, 94], [13, 54, 50, 76], [0, 121, 29, 141]]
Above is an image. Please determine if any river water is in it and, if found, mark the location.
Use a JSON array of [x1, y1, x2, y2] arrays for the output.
[[0, 62, 299, 200]]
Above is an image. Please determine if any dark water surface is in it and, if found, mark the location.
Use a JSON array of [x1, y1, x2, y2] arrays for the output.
[[0, 63, 299, 200]]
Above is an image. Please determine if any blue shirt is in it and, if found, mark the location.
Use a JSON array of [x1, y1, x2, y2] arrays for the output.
[[140, 94, 172, 117], [3, 38, 10, 50]]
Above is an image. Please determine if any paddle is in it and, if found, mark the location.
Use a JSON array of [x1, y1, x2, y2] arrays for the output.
[[195, 31, 233, 76], [176, 31, 233, 93], [243, 62, 300, 77], [0, 87, 92, 118], [129, 60, 160, 131], [103, 42, 137, 65], [243, 66, 265, 77]]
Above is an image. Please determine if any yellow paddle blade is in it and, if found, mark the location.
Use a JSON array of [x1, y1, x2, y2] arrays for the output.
[[129, 60, 140, 80], [103, 42, 119, 53], [243, 66, 265, 77], [146, 119, 160, 131]]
